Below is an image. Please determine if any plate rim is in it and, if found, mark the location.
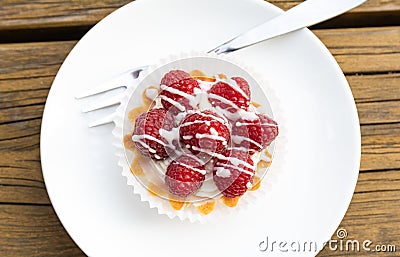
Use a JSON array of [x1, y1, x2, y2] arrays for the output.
[[40, 0, 361, 256]]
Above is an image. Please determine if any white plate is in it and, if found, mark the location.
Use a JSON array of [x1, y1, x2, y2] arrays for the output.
[[40, 0, 361, 256]]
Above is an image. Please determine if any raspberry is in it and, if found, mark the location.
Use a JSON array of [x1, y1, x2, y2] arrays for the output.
[[132, 108, 173, 160], [231, 77, 251, 99], [213, 148, 255, 198], [165, 155, 206, 198], [160, 70, 191, 87], [160, 78, 200, 113], [231, 114, 278, 152], [208, 78, 250, 112], [179, 110, 230, 156]]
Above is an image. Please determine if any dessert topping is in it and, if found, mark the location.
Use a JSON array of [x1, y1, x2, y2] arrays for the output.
[[165, 155, 206, 198]]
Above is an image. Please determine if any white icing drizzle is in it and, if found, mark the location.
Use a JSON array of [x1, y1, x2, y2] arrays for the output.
[[237, 109, 259, 120], [208, 93, 239, 109], [236, 121, 278, 127], [226, 78, 250, 100], [216, 162, 254, 176], [181, 120, 211, 127], [195, 133, 227, 142], [158, 128, 179, 149], [133, 74, 272, 199], [134, 140, 157, 154], [174, 112, 187, 124], [132, 134, 167, 147], [196, 91, 213, 109], [246, 181, 253, 189], [231, 135, 263, 149], [159, 95, 186, 112], [160, 84, 198, 108], [229, 146, 250, 152], [209, 127, 218, 136], [177, 162, 206, 175], [145, 88, 159, 100], [191, 146, 254, 170], [182, 135, 193, 140], [214, 106, 258, 122], [187, 110, 228, 124], [198, 80, 215, 91], [215, 167, 231, 178]]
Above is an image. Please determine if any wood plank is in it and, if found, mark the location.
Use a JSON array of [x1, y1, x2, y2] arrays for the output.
[[357, 101, 400, 125], [0, 0, 399, 31], [2, 87, 395, 126], [0, 204, 85, 257], [272, 0, 400, 13], [0, 111, 399, 203], [0, 0, 131, 30], [0, 27, 399, 78], [318, 170, 400, 256], [348, 73, 400, 103], [0, 28, 399, 204], [0, 122, 398, 205], [361, 124, 400, 171], [0, 41, 75, 80], [314, 27, 400, 74], [0, 170, 398, 256]]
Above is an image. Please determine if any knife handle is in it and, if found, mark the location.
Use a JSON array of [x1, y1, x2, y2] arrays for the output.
[[210, 0, 367, 54]]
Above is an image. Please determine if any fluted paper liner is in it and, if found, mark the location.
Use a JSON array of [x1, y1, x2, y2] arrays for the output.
[[112, 52, 287, 223]]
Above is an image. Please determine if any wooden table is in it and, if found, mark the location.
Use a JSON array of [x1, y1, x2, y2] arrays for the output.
[[0, 1, 399, 256]]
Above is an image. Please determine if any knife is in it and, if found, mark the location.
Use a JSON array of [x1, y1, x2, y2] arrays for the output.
[[210, 0, 367, 54]]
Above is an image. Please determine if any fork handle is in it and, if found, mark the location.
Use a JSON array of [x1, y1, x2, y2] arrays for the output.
[[210, 0, 367, 54]]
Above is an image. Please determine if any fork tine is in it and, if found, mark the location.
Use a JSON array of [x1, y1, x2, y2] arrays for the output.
[[88, 113, 116, 128], [75, 66, 149, 99], [81, 93, 123, 113], [75, 79, 125, 99]]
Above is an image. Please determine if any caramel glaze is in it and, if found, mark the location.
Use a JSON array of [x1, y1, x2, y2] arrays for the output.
[[190, 69, 228, 82], [169, 199, 186, 211], [127, 86, 158, 127], [250, 176, 261, 191], [123, 135, 145, 177], [221, 196, 240, 207], [130, 151, 145, 177], [147, 182, 169, 198], [123, 134, 136, 152], [123, 70, 274, 215], [257, 160, 271, 170], [125, 86, 160, 176], [195, 200, 216, 215], [251, 101, 261, 108]]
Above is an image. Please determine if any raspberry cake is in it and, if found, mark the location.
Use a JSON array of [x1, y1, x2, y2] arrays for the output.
[[121, 65, 279, 218]]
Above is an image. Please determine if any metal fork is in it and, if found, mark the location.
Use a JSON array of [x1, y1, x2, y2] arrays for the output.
[[76, 0, 366, 127]]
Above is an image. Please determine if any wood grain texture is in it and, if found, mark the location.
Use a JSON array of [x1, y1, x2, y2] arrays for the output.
[[0, 24, 399, 256], [0, 0, 132, 30], [318, 170, 400, 256], [361, 124, 400, 172], [272, 0, 400, 13], [348, 73, 400, 103], [0, 171, 397, 256], [0, 0, 399, 31], [314, 27, 400, 74], [0, 41, 76, 80], [0, 204, 85, 257], [0, 27, 399, 205]]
